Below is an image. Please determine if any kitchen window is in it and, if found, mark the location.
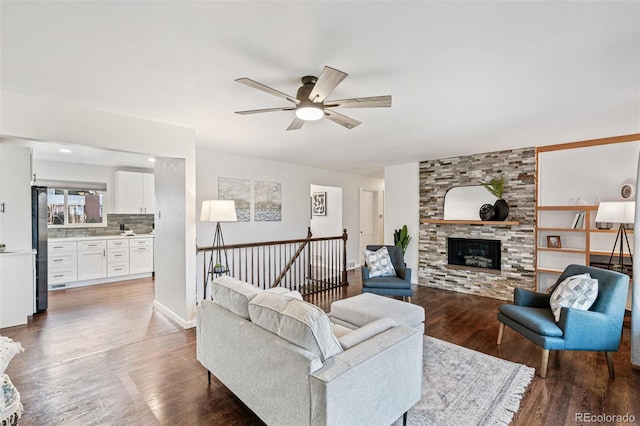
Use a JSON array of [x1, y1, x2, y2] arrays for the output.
[[47, 187, 107, 228]]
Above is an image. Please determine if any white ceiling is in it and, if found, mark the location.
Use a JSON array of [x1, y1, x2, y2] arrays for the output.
[[1, 1, 639, 177]]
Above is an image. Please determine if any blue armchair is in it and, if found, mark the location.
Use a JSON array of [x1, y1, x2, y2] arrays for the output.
[[362, 245, 413, 302], [497, 264, 629, 378]]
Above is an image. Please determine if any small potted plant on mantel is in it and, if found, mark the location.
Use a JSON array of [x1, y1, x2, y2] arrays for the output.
[[480, 176, 509, 221]]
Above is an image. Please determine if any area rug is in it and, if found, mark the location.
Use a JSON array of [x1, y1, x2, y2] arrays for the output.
[[393, 336, 535, 426]]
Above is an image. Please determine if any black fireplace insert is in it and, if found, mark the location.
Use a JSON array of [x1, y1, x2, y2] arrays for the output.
[[447, 237, 501, 271]]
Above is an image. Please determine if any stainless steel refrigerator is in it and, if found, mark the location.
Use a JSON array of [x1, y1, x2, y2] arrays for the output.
[[32, 186, 48, 313]]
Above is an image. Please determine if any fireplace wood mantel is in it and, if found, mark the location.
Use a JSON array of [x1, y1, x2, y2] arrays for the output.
[[421, 219, 521, 226]]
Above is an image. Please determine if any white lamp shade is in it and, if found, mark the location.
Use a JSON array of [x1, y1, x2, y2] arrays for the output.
[[595, 201, 636, 224], [200, 200, 237, 222]]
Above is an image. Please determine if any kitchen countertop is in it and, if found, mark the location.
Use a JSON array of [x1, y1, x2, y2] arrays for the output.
[[49, 234, 155, 242]]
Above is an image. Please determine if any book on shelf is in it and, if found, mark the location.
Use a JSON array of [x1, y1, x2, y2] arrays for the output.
[[571, 211, 585, 229]]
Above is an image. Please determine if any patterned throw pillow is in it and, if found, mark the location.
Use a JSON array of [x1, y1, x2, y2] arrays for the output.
[[364, 246, 396, 278], [549, 273, 598, 322]]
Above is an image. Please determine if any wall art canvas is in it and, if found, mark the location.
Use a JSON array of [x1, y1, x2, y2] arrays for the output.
[[254, 180, 282, 222], [218, 177, 251, 222], [312, 192, 326, 216]]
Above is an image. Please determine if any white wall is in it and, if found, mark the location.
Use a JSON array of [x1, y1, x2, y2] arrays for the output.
[[195, 148, 384, 264], [310, 184, 342, 237], [539, 142, 640, 205], [383, 163, 419, 284], [1, 91, 198, 325]]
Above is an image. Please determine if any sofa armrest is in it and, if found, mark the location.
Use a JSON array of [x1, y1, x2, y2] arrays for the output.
[[560, 308, 621, 350], [310, 325, 422, 426], [514, 288, 550, 308], [337, 317, 397, 350]]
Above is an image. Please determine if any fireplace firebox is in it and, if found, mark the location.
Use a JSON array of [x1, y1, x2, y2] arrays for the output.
[[447, 238, 501, 271]]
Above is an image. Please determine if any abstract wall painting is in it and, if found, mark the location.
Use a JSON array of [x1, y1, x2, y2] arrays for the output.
[[218, 177, 251, 222], [254, 180, 282, 222]]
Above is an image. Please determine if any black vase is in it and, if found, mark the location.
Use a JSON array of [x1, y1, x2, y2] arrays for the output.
[[479, 203, 496, 221], [493, 199, 509, 221]]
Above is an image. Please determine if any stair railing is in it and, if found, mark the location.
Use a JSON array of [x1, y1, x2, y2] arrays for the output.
[[196, 228, 348, 300]]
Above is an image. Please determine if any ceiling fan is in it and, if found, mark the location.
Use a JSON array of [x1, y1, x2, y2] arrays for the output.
[[234, 66, 392, 130]]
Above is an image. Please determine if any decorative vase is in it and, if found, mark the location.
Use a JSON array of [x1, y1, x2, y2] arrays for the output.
[[493, 199, 509, 221], [479, 204, 496, 221]]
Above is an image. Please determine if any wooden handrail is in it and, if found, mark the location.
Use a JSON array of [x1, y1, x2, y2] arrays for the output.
[[196, 232, 344, 252]]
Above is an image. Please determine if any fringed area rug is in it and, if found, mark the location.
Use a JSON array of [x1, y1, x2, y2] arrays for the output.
[[394, 336, 534, 426]]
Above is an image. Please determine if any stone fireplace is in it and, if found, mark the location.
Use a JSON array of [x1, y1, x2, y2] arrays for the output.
[[418, 147, 536, 301]]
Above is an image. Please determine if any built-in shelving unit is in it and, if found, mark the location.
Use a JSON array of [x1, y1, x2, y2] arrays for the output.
[[535, 205, 634, 292]]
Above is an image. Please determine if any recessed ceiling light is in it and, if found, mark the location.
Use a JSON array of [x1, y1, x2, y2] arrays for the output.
[[148, 157, 156, 162], [58, 148, 71, 153]]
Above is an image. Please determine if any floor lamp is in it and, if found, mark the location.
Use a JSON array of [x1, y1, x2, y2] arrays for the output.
[[595, 201, 635, 273], [200, 199, 237, 299]]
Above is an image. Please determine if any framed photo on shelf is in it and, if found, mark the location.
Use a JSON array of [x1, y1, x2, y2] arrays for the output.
[[547, 235, 562, 249]]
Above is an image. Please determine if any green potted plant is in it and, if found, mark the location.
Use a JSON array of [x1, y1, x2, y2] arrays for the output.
[[481, 176, 509, 221], [393, 225, 412, 255]]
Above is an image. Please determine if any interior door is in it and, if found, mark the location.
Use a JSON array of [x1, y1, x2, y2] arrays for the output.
[[359, 189, 377, 264]]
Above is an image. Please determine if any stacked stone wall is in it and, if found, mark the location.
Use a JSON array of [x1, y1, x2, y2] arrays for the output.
[[419, 147, 536, 300]]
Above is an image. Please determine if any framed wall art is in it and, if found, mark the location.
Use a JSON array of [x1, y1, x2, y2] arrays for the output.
[[312, 192, 326, 216]]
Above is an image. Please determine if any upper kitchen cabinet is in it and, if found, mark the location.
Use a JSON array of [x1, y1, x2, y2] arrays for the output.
[[115, 171, 155, 214], [0, 144, 32, 249]]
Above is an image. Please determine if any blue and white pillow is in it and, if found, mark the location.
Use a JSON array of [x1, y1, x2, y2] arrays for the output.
[[549, 273, 598, 322], [364, 246, 396, 278]]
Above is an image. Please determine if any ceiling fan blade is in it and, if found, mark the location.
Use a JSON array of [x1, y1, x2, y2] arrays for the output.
[[325, 95, 392, 109], [286, 117, 305, 131], [308, 66, 348, 103], [235, 107, 295, 115], [324, 109, 361, 129], [235, 78, 300, 104]]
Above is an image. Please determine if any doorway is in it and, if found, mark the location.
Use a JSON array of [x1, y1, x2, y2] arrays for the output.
[[359, 188, 380, 264]]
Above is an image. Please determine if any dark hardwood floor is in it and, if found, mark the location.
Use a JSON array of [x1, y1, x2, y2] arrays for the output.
[[1, 271, 638, 425]]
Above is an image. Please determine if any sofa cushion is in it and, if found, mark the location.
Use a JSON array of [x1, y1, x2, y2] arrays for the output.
[[249, 292, 342, 361], [211, 276, 261, 319], [0, 336, 24, 375], [264, 287, 303, 300], [363, 246, 396, 278], [550, 273, 598, 322]]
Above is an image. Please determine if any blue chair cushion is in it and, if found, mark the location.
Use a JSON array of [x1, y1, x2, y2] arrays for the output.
[[499, 304, 563, 337], [362, 276, 411, 290]]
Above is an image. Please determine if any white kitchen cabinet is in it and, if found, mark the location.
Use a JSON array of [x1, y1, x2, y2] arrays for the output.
[[115, 171, 155, 214], [129, 237, 154, 274], [0, 251, 35, 328], [107, 239, 129, 277], [0, 144, 32, 250], [48, 241, 78, 286], [77, 240, 107, 281], [47, 236, 153, 289]]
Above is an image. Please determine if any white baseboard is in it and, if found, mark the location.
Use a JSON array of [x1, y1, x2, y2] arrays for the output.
[[153, 299, 196, 329]]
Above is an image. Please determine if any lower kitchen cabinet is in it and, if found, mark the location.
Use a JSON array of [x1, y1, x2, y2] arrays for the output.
[[48, 235, 153, 289], [77, 240, 107, 281], [129, 237, 154, 274]]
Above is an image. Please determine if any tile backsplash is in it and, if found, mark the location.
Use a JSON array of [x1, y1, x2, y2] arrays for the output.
[[48, 214, 154, 238]]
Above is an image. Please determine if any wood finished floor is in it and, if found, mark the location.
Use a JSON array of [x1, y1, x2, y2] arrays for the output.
[[1, 271, 638, 425]]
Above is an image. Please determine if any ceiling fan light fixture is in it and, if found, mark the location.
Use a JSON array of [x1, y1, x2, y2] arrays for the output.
[[295, 103, 324, 121]]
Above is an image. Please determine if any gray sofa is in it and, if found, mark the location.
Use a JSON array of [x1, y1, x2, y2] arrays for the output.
[[196, 276, 423, 426]]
